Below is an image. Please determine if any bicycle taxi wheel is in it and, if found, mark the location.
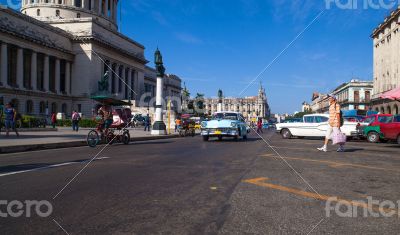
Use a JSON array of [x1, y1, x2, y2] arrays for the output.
[[87, 130, 100, 147], [122, 130, 130, 145]]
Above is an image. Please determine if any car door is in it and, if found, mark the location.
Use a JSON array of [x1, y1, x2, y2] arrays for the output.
[[314, 116, 329, 136], [297, 116, 318, 136]]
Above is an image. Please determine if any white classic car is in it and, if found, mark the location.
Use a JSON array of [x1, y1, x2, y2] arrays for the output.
[[275, 114, 366, 139], [201, 112, 248, 141]]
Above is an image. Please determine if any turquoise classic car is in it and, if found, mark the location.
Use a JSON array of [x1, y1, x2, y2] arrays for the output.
[[201, 112, 248, 141]]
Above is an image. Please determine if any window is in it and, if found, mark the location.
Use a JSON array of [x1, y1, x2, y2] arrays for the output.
[[77, 13, 81, 18], [26, 100, 33, 114], [378, 116, 393, 123], [51, 102, 57, 114], [77, 104, 82, 113], [56, 10, 60, 17], [37, 9, 40, 16], [10, 99, 19, 113], [365, 91, 371, 102], [75, 0, 82, 7], [315, 116, 328, 123], [61, 103, 67, 114], [39, 101, 46, 114], [304, 116, 314, 123]]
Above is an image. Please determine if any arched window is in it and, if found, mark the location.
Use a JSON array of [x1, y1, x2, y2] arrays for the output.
[[10, 99, 19, 112], [51, 102, 58, 114], [387, 106, 392, 114], [381, 107, 385, 114], [61, 103, 67, 114], [37, 9, 40, 16], [39, 101, 46, 114], [56, 10, 60, 17], [26, 100, 34, 114], [394, 105, 399, 115]]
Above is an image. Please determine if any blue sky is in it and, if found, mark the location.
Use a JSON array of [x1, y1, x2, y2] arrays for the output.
[[119, 0, 395, 114], [3, 0, 395, 113]]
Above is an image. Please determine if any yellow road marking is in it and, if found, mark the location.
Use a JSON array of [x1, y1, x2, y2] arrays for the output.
[[243, 177, 395, 214], [261, 154, 400, 172]]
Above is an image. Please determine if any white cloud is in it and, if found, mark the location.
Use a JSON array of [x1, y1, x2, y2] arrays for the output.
[[175, 32, 203, 44]]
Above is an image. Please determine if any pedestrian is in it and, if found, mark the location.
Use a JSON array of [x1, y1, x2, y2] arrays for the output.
[[4, 103, 19, 137], [144, 114, 151, 132], [51, 112, 57, 128], [257, 118, 263, 134], [72, 110, 81, 132], [175, 117, 181, 132], [318, 95, 345, 152], [98, 106, 113, 134]]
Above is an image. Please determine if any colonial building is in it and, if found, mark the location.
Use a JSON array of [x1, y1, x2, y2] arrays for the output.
[[203, 84, 270, 119], [0, 2, 181, 117], [310, 79, 374, 114], [371, 6, 400, 114]]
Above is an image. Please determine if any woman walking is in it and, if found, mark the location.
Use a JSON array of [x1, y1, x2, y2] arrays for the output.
[[4, 103, 19, 137]]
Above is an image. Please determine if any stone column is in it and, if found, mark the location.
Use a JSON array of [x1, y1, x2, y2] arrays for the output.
[[65, 61, 70, 94], [1, 42, 8, 87], [151, 74, 166, 135], [43, 55, 49, 92], [98, 0, 102, 14], [16, 47, 24, 89], [113, 64, 119, 95], [31, 51, 37, 90], [127, 67, 132, 99], [104, 0, 108, 15], [110, 0, 114, 20], [55, 58, 60, 94]]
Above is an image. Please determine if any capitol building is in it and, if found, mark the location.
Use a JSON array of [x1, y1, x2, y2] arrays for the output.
[[0, 1, 182, 117], [203, 84, 271, 119]]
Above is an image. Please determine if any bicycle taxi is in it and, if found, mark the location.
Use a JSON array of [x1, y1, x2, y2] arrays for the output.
[[86, 95, 132, 147]]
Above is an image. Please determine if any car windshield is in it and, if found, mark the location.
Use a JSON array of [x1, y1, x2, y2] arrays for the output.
[[213, 113, 238, 120]]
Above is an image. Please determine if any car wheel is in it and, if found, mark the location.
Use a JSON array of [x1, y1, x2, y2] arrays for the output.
[[367, 131, 380, 143], [203, 136, 209, 142], [281, 129, 292, 139]]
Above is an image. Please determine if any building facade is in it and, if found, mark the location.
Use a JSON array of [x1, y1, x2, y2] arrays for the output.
[[310, 79, 373, 114], [203, 84, 270, 119], [371, 6, 400, 114], [0, 2, 181, 118]]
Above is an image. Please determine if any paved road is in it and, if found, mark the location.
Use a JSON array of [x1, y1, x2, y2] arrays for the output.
[[0, 130, 399, 234]]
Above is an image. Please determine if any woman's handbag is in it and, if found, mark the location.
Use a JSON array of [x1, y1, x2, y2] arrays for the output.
[[332, 128, 346, 145]]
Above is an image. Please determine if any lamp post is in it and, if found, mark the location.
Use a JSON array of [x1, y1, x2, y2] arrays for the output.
[[151, 48, 167, 135]]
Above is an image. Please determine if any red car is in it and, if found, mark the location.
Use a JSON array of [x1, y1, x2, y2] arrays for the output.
[[380, 121, 400, 145], [362, 114, 400, 144]]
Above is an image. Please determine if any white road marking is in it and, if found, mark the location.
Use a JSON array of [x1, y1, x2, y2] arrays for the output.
[[0, 157, 110, 177]]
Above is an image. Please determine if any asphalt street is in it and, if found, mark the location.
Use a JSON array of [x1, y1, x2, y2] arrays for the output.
[[1, 130, 400, 234]]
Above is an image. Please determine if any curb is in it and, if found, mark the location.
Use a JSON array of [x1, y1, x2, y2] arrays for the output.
[[0, 135, 181, 154]]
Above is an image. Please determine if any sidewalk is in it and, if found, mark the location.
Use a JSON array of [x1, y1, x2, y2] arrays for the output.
[[0, 127, 180, 154]]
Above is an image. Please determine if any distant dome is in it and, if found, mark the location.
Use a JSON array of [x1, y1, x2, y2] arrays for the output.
[[21, 0, 119, 31]]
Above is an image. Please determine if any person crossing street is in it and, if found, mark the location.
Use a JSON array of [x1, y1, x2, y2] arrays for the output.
[[318, 95, 345, 152]]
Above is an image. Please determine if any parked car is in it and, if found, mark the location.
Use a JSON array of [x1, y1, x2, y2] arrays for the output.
[[275, 114, 368, 139], [362, 114, 399, 143], [282, 118, 303, 123], [201, 112, 248, 141]]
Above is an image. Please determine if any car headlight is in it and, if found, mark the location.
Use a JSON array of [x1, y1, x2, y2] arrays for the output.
[[231, 122, 237, 128], [201, 122, 207, 128]]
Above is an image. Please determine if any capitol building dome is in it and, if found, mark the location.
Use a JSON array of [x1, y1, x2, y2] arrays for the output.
[[21, 0, 119, 31]]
